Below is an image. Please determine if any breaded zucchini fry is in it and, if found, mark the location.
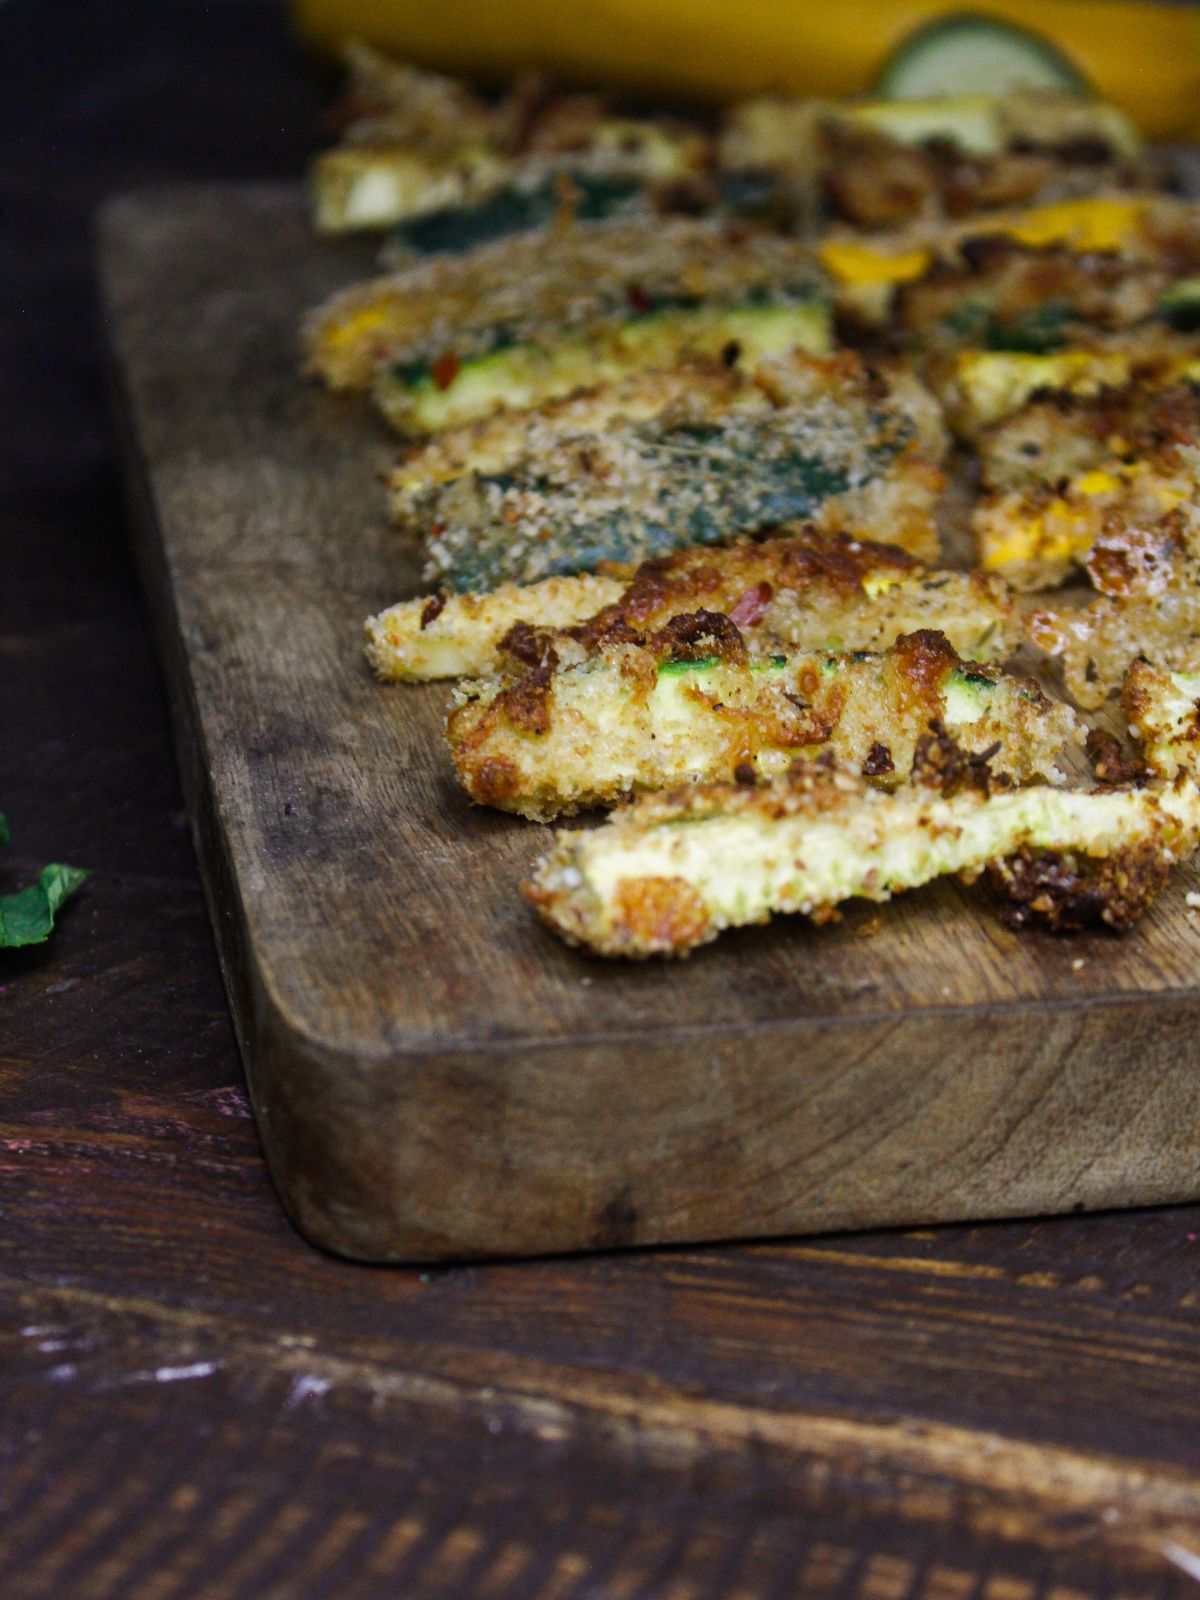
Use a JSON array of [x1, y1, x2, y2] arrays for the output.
[[364, 530, 1018, 683], [302, 216, 829, 427], [395, 352, 945, 591], [379, 172, 649, 260], [390, 364, 731, 496], [1028, 552, 1200, 709], [365, 572, 628, 683], [311, 46, 503, 234], [323, 42, 495, 145], [448, 625, 1078, 819], [312, 44, 710, 236], [524, 753, 1200, 957], [1123, 659, 1200, 780]]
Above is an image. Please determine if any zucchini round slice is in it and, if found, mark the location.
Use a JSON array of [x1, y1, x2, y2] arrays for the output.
[[877, 13, 1090, 99]]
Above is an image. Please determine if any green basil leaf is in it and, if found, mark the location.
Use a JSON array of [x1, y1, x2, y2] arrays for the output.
[[0, 862, 89, 948]]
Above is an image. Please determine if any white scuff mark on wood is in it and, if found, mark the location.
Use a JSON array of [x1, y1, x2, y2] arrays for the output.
[[1164, 1543, 1200, 1585], [148, 1361, 219, 1383], [285, 1374, 332, 1408]]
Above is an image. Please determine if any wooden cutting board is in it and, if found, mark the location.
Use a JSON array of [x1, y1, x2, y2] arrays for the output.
[[98, 183, 1200, 1262]]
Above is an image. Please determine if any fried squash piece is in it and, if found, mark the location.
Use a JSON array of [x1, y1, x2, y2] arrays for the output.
[[365, 530, 1018, 683], [390, 352, 946, 591], [933, 337, 1200, 438], [973, 374, 1200, 589], [302, 216, 829, 430], [524, 746, 1200, 957], [721, 93, 1148, 235], [448, 625, 1078, 819], [826, 195, 1200, 338]]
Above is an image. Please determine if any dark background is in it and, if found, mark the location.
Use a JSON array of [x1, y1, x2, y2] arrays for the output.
[[3, 5, 1200, 1595]]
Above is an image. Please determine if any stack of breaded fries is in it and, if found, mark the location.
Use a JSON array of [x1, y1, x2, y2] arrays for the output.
[[301, 46, 1200, 957]]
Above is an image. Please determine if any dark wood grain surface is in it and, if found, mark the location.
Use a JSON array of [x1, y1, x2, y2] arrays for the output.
[[4, 5, 1200, 1594]]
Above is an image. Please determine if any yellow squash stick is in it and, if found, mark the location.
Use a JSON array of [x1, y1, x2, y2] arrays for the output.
[[295, 0, 1200, 141]]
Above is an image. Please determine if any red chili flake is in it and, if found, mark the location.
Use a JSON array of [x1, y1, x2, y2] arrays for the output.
[[420, 592, 447, 630], [431, 352, 460, 391], [626, 282, 651, 313], [728, 582, 773, 629]]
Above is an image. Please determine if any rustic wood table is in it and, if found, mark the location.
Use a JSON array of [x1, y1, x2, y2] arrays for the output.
[[3, 5, 1200, 1595]]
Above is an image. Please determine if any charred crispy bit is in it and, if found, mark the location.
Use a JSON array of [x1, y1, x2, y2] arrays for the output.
[[1086, 728, 1150, 787], [491, 666, 555, 737], [366, 529, 1019, 683], [394, 351, 945, 591], [911, 719, 1006, 799], [524, 755, 1200, 957], [303, 215, 829, 436], [447, 627, 1077, 820], [988, 842, 1172, 931], [419, 591, 447, 629], [862, 742, 894, 778]]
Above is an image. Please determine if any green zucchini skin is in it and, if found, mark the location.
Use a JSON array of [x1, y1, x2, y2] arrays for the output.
[[876, 15, 1088, 98], [385, 283, 821, 390], [945, 283, 1200, 347], [420, 404, 908, 593], [385, 174, 647, 258], [1161, 278, 1200, 333], [384, 171, 785, 260], [936, 298, 1075, 354]]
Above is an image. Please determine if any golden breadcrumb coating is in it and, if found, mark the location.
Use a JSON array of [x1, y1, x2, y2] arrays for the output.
[[447, 625, 1078, 819], [1028, 551, 1200, 708], [365, 530, 1018, 683]]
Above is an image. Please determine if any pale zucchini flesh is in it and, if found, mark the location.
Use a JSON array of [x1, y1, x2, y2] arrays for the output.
[[375, 300, 831, 436], [526, 772, 1200, 957]]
